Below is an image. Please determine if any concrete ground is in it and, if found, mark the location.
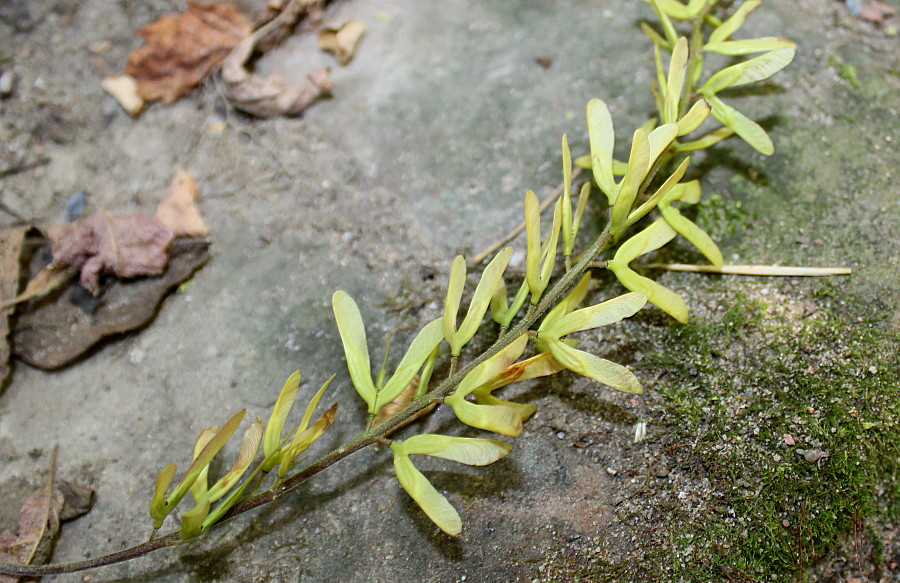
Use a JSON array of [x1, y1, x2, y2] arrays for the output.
[[0, 0, 896, 581]]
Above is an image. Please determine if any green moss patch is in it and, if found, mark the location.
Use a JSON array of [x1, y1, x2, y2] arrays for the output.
[[648, 285, 898, 581]]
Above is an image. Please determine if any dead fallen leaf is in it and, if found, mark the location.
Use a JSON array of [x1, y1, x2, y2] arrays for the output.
[[45, 211, 174, 296], [12, 238, 210, 369], [318, 20, 366, 66], [860, 1, 895, 23], [155, 170, 209, 237], [54, 480, 94, 522], [124, 3, 253, 104], [100, 74, 144, 116], [222, 0, 331, 116], [0, 265, 77, 312], [0, 449, 63, 583], [0, 227, 30, 388]]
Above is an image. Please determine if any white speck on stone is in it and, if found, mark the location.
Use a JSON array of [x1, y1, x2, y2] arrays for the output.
[[129, 347, 146, 364], [0, 71, 14, 96], [633, 420, 647, 443]]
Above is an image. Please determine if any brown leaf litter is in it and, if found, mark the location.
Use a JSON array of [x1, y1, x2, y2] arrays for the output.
[[155, 169, 209, 237], [45, 211, 174, 297], [124, 2, 253, 104], [104, 0, 336, 117], [0, 227, 30, 388], [0, 171, 210, 371], [12, 237, 210, 370], [0, 449, 94, 583], [859, 1, 895, 24], [318, 20, 366, 66], [222, 0, 332, 117]]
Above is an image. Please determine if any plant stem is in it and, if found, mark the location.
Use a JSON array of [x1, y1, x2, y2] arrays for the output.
[[0, 533, 186, 577], [0, 226, 614, 577]]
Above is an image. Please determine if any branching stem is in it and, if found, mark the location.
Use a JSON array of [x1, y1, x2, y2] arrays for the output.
[[0, 227, 614, 577]]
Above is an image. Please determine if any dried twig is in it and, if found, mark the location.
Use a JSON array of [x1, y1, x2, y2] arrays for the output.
[[646, 263, 852, 276]]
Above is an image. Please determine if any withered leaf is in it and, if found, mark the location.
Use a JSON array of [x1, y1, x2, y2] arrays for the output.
[[0, 227, 31, 388], [0, 265, 77, 312], [318, 20, 366, 66], [54, 480, 95, 522], [860, 1, 895, 24], [155, 170, 209, 237], [222, 0, 331, 117], [372, 376, 418, 428], [371, 376, 438, 436], [0, 450, 63, 583], [46, 211, 174, 296], [124, 2, 253, 104], [12, 238, 210, 370]]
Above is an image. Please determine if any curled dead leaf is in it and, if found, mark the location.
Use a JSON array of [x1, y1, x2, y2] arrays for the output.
[[0, 450, 63, 583], [124, 3, 253, 104], [222, 0, 331, 116], [45, 211, 174, 296], [318, 20, 366, 66], [0, 265, 77, 311], [860, 1, 895, 24], [155, 170, 209, 237], [0, 226, 31, 387]]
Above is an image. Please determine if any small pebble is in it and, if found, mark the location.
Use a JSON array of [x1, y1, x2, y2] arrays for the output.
[[65, 191, 87, 222], [0, 71, 14, 96]]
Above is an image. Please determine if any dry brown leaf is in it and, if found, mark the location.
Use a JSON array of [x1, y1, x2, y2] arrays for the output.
[[318, 20, 366, 66], [54, 480, 94, 522], [222, 0, 331, 116], [155, 170, 209, 237], [0, 226, 29, 388], [46, 211, 174, 296], [13, 238, 210, 369], [0, 450, 63, 583], [860, 1, 895, 23], [124, 2, 253, 104], [0, 265, 77, 311]]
